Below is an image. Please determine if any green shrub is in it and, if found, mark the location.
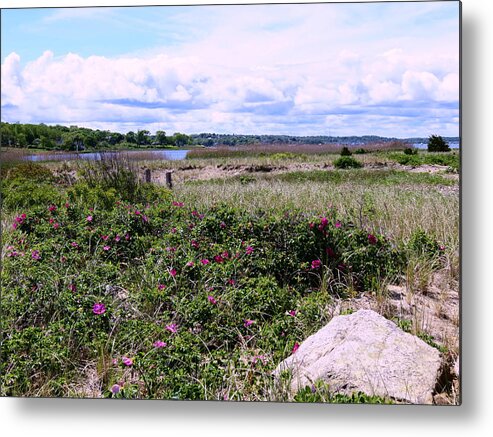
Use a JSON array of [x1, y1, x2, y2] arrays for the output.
[[404, 147, 418, 155], [340, 146, 352, 156], [427, 135, 450, 152], [333, 156, 363, 169], [354, 148, 367, 154]]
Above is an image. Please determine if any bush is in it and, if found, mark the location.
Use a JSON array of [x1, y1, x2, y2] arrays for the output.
[[354, 148, 367, 155], [404, 148, 418, 155], [427, 135, 450, 152], [333, 156, 363, 169], [340, 147, 352, 156]]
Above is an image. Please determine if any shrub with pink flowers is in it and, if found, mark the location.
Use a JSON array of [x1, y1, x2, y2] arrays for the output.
[[1, 167, 413, 401]]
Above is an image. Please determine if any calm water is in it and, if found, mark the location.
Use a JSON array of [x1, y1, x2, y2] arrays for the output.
[[24, 149, 190, 162]]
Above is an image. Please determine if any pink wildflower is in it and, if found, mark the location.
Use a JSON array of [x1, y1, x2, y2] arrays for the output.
[[153, 341, 167, 348], [103, 245, 111, 251], [245, 246, 254, 255], [20, 213, 26, 220], [142, 215, 149, 223], [367, 234, 377, 245], [110, 384, 121, 394], [157, 284, 166, 290], [172, 201, 184, 207], [292, 342, 300, 354], [207, 295, 217, 305], [115, 235, 121, 242], [220, 221, 226, 229], [244, 319, 254, 328], [191, 240, 199, 249], [12, 222, 18, 230], [102, 235, 109, 241], [186, 261, 194, 267], [335, 221, 342, 228], [68, 283, 77, 292], [31, 250, 41, 260], [311, 259, 322, 269], [71, 242, 79, 248], [92, 303, 106, 315], [200, 259, 210, 265], [125, 233, 130, 241], [122, 357, 133, 366], [228, 279, 236, 286], [320, 217, 328, 227], [169, 268, 177, 277], [86, 215, 93, 222], [170, 227, 177, 234], [53, 223, 60, 229], [166, 324, 178, 334], [214, 255, 224, 263], [221, 251, 229, 259], [48, 204, 57, 212], [288, 310, 297, 317], [134, 210, 141, 215], [326, 247, 335, 257]]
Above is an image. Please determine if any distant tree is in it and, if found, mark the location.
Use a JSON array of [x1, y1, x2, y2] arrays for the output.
[[155, 130, 167, 145], [172, 132, 191, 148], [137, 130, 151, 146], [427, 135, 450, 152], [125, 131, 137, 144]]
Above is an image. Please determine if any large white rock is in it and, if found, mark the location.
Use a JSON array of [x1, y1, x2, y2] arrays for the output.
[[275, 309, 442, 404]]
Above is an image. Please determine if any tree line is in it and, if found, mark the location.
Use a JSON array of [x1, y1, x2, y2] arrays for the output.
[[0, 122, 192, 151]]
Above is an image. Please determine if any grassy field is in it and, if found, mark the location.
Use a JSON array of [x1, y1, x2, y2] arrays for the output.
[[0, 148, 459, 402]]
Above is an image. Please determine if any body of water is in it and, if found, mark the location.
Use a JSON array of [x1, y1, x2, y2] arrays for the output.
[[24, 149, 190, 162], [413, 142, 460, 149]]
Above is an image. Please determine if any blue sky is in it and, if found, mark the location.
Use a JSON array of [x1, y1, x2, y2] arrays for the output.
[[1, 2, 460, 137]]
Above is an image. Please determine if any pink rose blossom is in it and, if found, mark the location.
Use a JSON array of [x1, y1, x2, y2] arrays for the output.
[[311, 260, 322, 269], [122, 357, 133, 366], [166, 324, 178, 334], [367, 234, 377, 245], [92, 303, 106, 315]]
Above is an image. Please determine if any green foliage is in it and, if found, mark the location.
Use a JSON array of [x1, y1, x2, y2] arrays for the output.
[[386, 151, 459, 170], [1, 173, 416, 399], [333, 156, 363, 169], [354, 148, 367, 154], [404, 147, 418, 155], [294, 381, 393, 403], [407, 228, 442, 258], [340, 146, 352, 156], [427, 135, 451, 152]]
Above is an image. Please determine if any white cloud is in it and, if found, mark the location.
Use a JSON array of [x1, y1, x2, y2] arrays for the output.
[[1, 3, 459, 136]]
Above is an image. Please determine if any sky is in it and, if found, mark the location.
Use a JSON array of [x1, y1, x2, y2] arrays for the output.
[[1, 1, 460, 137]]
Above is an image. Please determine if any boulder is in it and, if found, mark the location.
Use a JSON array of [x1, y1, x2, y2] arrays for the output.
[[274, 309, 442, 404]]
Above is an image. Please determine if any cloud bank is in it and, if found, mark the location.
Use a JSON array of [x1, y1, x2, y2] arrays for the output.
[[1, 3, 459, 137]]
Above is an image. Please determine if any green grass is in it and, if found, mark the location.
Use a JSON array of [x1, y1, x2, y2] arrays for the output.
[[385, 151, 460, 170], [186, 169, 456, 187]]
